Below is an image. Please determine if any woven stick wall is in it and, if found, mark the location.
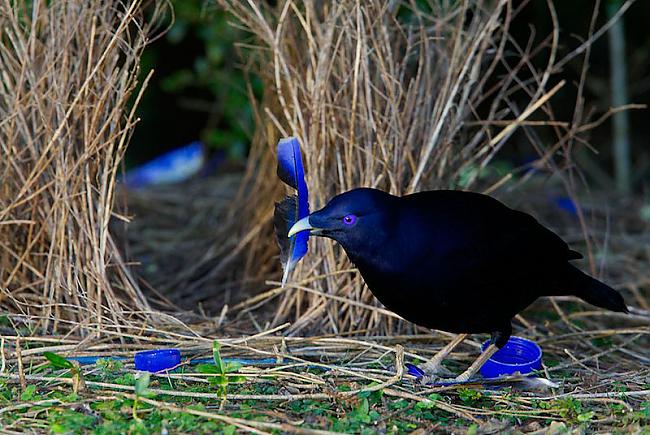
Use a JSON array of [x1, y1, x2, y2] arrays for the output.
[[0, 0, 167, 332]]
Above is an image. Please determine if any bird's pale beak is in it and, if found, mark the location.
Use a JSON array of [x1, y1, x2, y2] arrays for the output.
[[288, 216, 314, 238]]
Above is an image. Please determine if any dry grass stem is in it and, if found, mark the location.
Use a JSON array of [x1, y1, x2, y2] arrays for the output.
[[0, 0, 168, 329]]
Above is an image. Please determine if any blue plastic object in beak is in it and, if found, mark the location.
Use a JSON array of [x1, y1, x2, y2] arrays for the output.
[[274, 137, 310, 286]]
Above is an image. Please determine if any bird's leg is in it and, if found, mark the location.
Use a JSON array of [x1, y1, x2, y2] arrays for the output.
[[455, 327, 510, 382], [420, 333, 468, 376]]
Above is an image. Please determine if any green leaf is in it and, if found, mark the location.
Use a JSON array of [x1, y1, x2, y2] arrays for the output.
[[44, 352, 74, 370], [577, 411, 595, 422], [196, 364, 219, 374], [641, 401, 650, 419], [214, 375, 228, 385], [207, 374, 230, 386], [357, 386, 384, 405], [228, 375, 246, 383], [388, 399, 409, 410], [0, 314, 10, 327], [415, 400, 436, 410], [224, 361, 242, 373], [142, 390, 157, 399], [357, 398, 369, 416], [458, 388, 482, 404], [223, 425, 236, 435], [134, 373, 150, 396], [212, 340, 224, 375], [50, 423, 66, 433], [20, 384, 37, 401]]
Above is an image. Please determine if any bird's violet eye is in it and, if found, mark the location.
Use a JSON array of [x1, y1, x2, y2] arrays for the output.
[[342, 214, 357, 226]]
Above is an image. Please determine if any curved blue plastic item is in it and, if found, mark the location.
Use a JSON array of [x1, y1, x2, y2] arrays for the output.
[[124, 141, 205, 189], [480, 336, 542, 379], [134, 349, 181, 372], [405, 362, 425, 378], [276, 137, 310, 285]]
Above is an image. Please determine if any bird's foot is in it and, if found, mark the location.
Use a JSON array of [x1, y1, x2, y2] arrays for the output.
[[453, 371, 474, 383]]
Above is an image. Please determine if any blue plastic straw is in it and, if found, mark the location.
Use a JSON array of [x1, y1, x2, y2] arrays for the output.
[[66, 355, 282, 367]]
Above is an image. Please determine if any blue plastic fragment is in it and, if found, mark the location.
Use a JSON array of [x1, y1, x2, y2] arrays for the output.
[[553, 196, 578, 216], [124, 141, 205, 189], [134, 349, 181, 373], [67, 355, 283, 368], [276, 137, 310, 285], [405, 363, 425, 378], [480, 336, 542, 379]]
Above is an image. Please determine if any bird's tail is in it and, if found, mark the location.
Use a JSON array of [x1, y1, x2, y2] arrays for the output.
[[565, 265, 628, 313]]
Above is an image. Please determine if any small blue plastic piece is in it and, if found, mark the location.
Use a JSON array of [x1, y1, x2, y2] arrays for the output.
[[276, 137, 310, 285], [405, 363, 425, 378], [134, 349, 181, 373], [553, 196, 578, 216], [480, 336, 542, 379], [124, 141, 205, 189]]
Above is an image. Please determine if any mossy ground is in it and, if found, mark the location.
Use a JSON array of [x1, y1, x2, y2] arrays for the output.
[[1, 334, 647, 434]]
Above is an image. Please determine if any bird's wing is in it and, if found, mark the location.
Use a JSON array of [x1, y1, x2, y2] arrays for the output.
[[401, 191, 582, 267], [506, 208, 583, 261]]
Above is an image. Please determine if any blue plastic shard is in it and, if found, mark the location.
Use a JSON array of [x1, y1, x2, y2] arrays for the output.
[[276, 137, 309, 216], [124, 141, 205, 189], [553, 196, 578, 216], [274, 137, 309, 286], [405, 363, 425, 378]]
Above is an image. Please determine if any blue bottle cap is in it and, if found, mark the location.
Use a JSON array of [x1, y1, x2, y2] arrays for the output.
[[479, 336, 542, 379], [134, 349, 181, 373]]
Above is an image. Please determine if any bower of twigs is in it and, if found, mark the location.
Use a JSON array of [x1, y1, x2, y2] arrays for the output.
[[0, 0, 648, 432]]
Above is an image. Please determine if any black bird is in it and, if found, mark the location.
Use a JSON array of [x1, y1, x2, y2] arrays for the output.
[[288, 188, 628, 380]]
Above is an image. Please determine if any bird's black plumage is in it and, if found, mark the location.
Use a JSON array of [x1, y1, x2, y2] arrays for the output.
[[298, 188, 628, 348]]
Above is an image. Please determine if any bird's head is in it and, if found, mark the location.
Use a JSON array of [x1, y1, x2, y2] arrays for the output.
[[288, 188, 396, 257]]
